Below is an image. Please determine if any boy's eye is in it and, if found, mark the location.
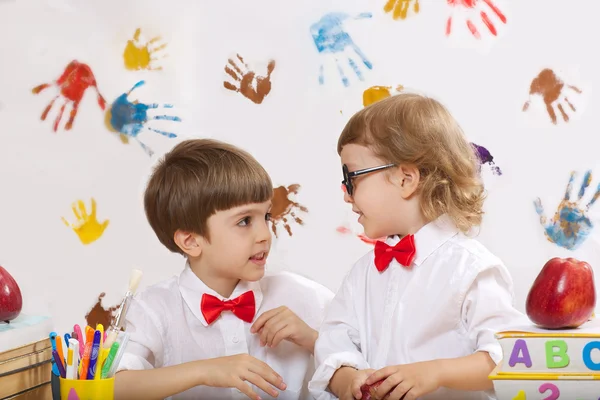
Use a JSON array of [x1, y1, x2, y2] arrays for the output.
[[265, 213, 272, 221], [238, 217, 251, 226]]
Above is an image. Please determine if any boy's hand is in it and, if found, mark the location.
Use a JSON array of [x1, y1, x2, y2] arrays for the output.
[[364, 361, 441, 400], [199, 354, 287, 400], [349, 369, 376, 399], [330, 367, 375, 400], [250, 306, 317, 352]]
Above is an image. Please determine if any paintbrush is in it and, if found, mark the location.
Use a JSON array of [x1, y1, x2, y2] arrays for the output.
[[103, 268, 143, 348]]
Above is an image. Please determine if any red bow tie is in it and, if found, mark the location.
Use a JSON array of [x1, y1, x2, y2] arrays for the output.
[[374, 235, 416, 271], [201, 291, 256, 325]]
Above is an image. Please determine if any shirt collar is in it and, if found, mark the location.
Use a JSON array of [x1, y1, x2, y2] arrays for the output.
[[178, 263, 264, 327], [384, 214, 458, 267]]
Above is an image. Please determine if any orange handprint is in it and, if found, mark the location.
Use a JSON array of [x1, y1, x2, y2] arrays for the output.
[[223, 54, 276, 105], [61, 198, 109, 245], [123, 28, 167, 71], [363, 85, 404, 107], [384, 0, 420, 20], [523, 69, 583, 124], [446, 0, 506, 39]]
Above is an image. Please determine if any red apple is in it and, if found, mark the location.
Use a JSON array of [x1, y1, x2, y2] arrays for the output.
[[0, 266, 23, 323], [360, 379, 384, 400], [526, 257, 596, 329]]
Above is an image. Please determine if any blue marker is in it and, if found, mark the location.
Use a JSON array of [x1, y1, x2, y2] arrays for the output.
[[86, 330, 102, 379], [48, 332, 60, 376], [64, 333, 71, 347]]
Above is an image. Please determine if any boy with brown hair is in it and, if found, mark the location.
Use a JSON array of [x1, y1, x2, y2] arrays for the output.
[[115, 139, 334, 400]]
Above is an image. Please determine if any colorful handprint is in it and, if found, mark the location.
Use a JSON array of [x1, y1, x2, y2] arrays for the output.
[[471, 142, 502, 176], [446, 0, 506, 39], [384, 0, 420, 20], [534, 170, 600, 250], [310, 12, 373, 87], [271, 184, 308, 237], [523, 69, 582, 125], [62, 198, 109, 245], [105, 80, 180, 156], [363, 85, 404, 107], [32, 60, 106, 132], [223, 54, 276, 104]]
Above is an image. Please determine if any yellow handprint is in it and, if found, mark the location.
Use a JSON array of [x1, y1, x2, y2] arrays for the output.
[[61, 198, 109, 245], [363, 85, 404, 107], [384, 0, 420, 20], [123, 28, 167, 71]]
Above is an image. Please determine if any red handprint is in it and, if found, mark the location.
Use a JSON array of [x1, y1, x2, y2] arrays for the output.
[[32, 60, 106, 132], [446, 0, 506, 39]]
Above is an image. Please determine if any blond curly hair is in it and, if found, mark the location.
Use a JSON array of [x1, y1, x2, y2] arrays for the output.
[[338, 92, 485, 234]]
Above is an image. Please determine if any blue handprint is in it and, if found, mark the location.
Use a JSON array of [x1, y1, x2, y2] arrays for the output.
[[534, 170, 600, 250], [310, 12, 373, 87], [105, 80, 180, 156]]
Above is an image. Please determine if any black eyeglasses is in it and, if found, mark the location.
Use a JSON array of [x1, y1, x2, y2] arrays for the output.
[[342, 163, 395, 196]]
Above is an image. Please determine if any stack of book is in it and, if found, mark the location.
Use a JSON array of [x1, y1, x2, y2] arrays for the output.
[[0, 315, 54, 399], [489, 317, 600, 399]]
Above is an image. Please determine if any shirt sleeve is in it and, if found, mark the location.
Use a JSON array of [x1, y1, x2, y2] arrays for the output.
[[115, 296, 165, 372], [309, 273, 369, 400], [461, 264, 527, 365], [312, 284, 335, 331]]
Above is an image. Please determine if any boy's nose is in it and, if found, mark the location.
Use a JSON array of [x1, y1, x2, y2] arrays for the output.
[[257, 219, 272, 242], [341, 184, 353, 204], [343, 191, 353, 204]]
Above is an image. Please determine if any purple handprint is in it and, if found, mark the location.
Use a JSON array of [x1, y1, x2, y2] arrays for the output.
[[534, 170, 600, 250], [471, 142, 502, 176]]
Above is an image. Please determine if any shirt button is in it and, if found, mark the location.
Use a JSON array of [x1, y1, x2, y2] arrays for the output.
[[232, 336, 239, 343]]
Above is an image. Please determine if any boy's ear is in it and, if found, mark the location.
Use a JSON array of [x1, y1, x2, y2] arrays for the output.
[[394, 164, 420, 199], [174, 230, 203, 257]]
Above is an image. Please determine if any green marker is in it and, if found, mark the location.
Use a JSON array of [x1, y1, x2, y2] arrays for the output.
[[100, 342, 120, 379]]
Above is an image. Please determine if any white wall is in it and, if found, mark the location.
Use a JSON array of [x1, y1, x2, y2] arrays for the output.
[[1, 0, 599, 336]]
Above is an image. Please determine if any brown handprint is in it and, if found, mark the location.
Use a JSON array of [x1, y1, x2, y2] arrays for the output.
[[271, 184, 308, 237], [523, 69, 582, 124], [84, 292, 119, 330], [384, 0, 420, 20], [223, 54, 276, 104]]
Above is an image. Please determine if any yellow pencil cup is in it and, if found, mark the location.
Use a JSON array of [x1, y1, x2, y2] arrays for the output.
[[59, 377, 115, 400]]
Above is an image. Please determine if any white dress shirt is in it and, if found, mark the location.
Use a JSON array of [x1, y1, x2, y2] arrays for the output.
[[117, 265, 334, 400], [309, 216, 526, 400]]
